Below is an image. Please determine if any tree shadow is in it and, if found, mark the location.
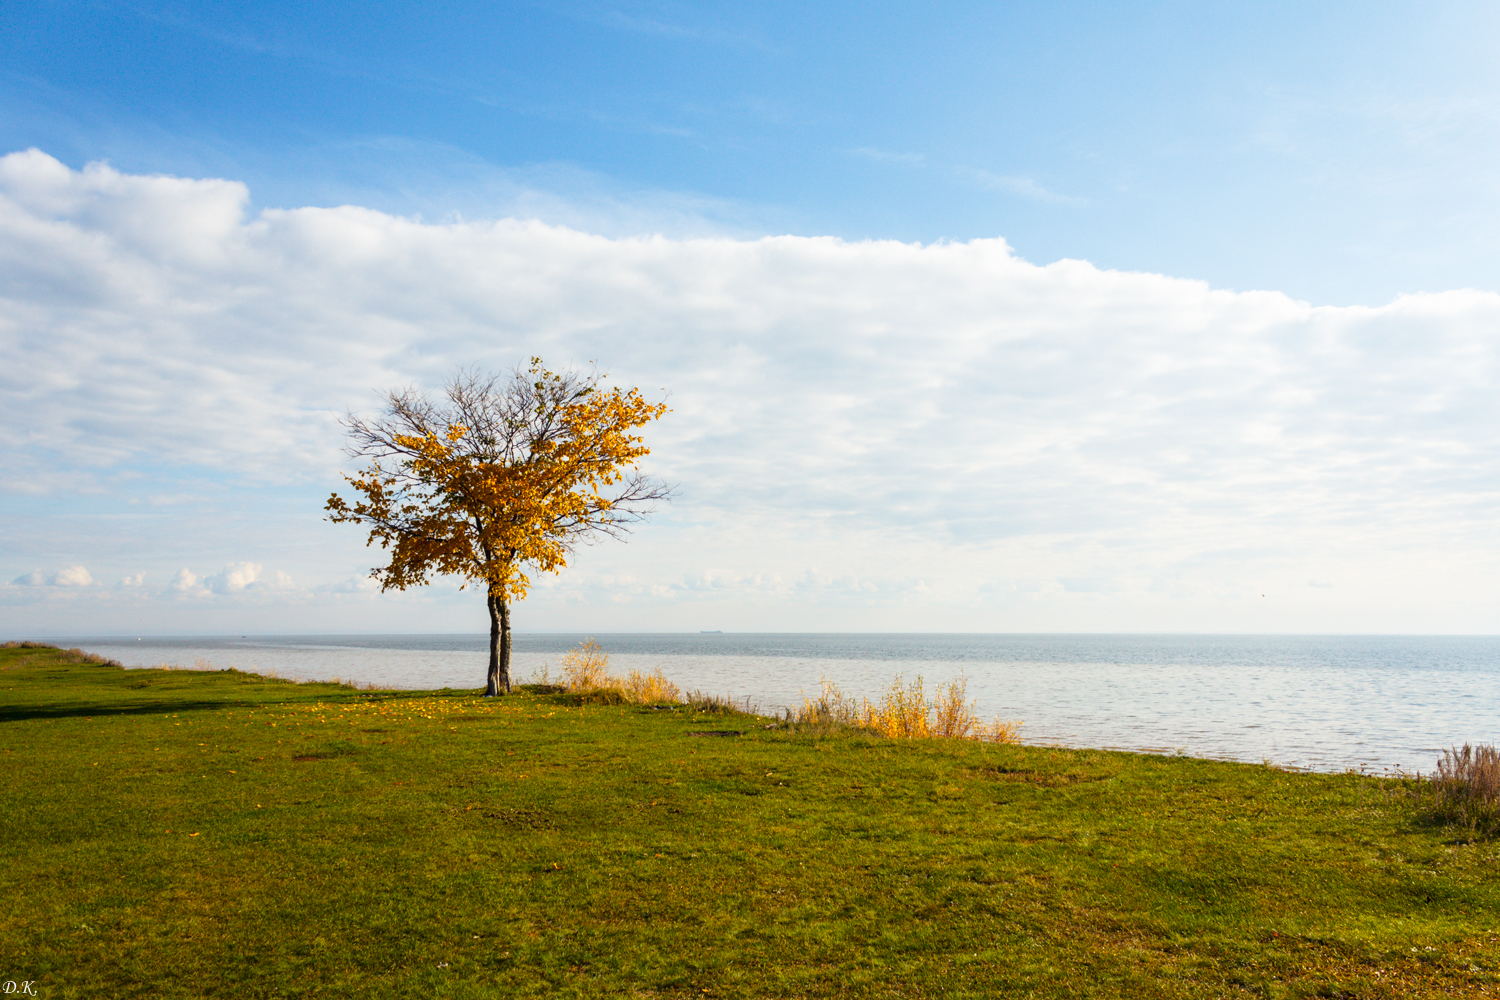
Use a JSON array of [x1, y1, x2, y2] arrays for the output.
[[0, 687, 460, 724], [0, 700, 277, 723]]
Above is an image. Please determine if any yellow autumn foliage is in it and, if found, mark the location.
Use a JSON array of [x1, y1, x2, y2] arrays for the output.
[[326, 361, 671, 695]]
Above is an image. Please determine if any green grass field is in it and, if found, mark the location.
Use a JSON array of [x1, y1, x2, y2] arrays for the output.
[[2, 642, 1497, 998]]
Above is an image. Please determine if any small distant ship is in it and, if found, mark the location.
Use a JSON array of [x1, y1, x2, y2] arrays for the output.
[[699, 630, 723, 633]]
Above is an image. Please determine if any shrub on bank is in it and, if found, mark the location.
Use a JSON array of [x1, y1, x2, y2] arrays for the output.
[[1426, 742, 1500, 836], [555, 638, 682, 706]]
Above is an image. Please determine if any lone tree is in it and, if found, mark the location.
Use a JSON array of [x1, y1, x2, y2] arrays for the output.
[[326, 360, 671, 695]]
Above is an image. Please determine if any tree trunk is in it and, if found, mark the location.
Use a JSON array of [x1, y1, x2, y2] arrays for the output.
[[485, 584, 512, 696]]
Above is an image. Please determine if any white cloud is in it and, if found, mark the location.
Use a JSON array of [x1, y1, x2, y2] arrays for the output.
[[49, 565, 93, 587], [6, 566, 94, 588], [155, 563, 300, 601], [167, 568, 200, 593], [206, 562, 262, 594], [120, 572, 145, 586], [3, 150, 1500, 632]]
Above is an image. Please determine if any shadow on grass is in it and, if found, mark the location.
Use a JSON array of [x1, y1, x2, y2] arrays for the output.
[[0, 688, 436, 724], [0, 699, 300, 723]]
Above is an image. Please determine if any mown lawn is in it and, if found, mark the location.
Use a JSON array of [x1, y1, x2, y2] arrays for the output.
[[1, 643, 1497, 999]]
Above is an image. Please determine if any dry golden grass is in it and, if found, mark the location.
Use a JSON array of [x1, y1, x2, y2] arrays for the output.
[[791, 674, 1021, 744], [1428, 742, 1500, 835], [684, 690, 746, 714], [622, 667, 680, 704], [560, 638, 613, 691], [975, 716, 1024, 743], [862, 674, 932, 738], [931, 674, 975, 737], [558, 639, 682, 705], [791, 678, 862, 729]]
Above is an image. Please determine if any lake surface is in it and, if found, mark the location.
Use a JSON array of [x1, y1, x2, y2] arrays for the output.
[[49, 632, 1500, 774]]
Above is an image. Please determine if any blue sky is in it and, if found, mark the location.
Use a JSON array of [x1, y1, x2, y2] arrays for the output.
[[3, 2, 1500, 636], [7, 0, 1500, 304]]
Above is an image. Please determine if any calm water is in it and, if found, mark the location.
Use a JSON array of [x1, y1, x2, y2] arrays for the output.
[[50, 632, 1500, 774]]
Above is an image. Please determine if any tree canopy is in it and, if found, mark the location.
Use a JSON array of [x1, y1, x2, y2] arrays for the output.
[[326, 360, 670, 694]]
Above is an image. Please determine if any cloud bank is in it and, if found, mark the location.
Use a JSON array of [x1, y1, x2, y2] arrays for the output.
[[2, 149, 1499, 634]]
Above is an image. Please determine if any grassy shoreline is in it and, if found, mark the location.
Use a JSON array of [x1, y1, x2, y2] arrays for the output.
[[2, 643, 1497, 998]]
